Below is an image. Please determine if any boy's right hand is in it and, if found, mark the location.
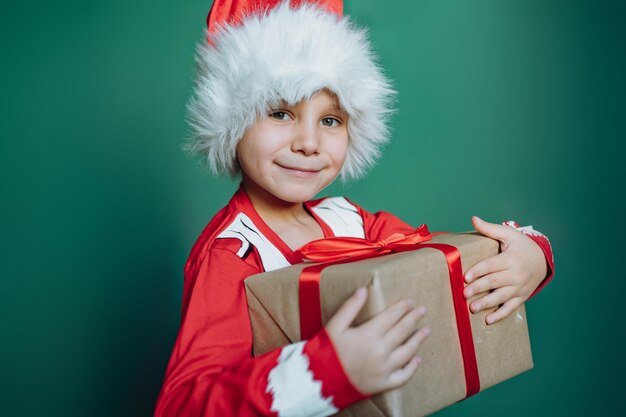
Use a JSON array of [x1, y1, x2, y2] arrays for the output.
[[325, 287, 430, 395]]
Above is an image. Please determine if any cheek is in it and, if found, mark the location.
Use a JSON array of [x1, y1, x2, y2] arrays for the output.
[[242, 127, 289, 157], [237, 143, 263, 178], [238, 135, 272, 168], [327, 138, 349, 166]]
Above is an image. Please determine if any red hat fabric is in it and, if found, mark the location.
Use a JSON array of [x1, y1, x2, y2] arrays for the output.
[[207, 0, 343, 36]]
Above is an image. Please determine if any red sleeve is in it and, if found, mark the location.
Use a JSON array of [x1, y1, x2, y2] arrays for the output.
[[501, 221, 555, 299], [154, 243, 366, 417]]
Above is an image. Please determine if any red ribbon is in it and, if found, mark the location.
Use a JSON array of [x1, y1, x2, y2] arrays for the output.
[[295, 225, 480, 398]]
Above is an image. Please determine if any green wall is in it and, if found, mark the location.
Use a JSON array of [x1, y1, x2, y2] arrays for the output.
[[2, 1, 624, 416]]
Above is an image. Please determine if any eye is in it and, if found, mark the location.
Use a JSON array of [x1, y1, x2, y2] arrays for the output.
[[270, 111, 291, 121], [321, 117, 341, 127]]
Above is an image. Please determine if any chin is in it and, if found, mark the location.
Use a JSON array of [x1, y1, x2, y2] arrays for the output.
[[274, 189, 318, 204], [272, 183, 327, 203]]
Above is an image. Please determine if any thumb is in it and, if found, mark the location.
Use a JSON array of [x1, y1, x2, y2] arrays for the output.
[[472, 215, 510, 242], [326, 287, 368, 333]]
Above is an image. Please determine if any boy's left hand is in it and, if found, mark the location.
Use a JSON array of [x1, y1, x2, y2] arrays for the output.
[[463, 216, 547, 325]]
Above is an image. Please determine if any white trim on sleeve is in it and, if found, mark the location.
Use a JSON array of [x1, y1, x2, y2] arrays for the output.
[[267, 342, 339, 417]]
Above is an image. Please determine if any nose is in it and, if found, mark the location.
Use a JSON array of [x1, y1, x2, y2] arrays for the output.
[[291, 120, 320, 156]]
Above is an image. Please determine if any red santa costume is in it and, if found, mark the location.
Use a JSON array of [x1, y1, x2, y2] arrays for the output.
[[155, 188, 553, 417], [155, 1, 555, 416], [154, 185, 553, 417]]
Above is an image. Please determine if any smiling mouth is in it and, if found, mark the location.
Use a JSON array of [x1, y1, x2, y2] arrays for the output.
[[276, 163, 322, 177]]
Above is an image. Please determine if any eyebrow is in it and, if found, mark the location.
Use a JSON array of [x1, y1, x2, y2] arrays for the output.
[[271, 97, 347, 116], [330, 99, 347, 116]]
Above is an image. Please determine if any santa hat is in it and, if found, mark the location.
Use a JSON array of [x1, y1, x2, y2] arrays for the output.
[[186, 0, 396, 180]]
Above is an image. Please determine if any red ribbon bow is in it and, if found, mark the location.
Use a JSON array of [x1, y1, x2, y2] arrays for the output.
[[295, 224, 434, 262], [295, 224, 480, 399]]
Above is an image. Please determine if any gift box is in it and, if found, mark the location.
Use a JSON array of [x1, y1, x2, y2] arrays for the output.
[[244, 231, 533, 417]]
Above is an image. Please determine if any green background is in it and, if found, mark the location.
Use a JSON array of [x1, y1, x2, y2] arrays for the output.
[[2, 0, 624, 416]]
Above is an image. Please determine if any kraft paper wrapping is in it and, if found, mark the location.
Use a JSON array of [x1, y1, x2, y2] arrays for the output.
[[244, 233, 533, 417]]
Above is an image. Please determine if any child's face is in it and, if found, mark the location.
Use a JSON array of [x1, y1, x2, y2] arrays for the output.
[[237, 89, 348, 205]]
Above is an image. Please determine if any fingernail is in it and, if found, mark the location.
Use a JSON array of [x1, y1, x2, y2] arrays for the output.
[[465, 273, 473, 282], [422, 327, 431, 336], [473, 303, 481, 311], [415, 356, 422, 364], [486, 316, 494, 325], [416, 306, 427, 315], [355, 287, 366, 297], [464, 288, 473, 298]]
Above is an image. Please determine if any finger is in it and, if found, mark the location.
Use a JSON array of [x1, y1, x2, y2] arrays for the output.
[[486, 298, 523, 325], [388, 326, 430, 370], [326, 287, 368, 333], [469, 286, 515, 313], [471, 216, 513, 243], [464, 254, 508, 283], [384, 306, 427, 347], [365, 297, 415, 335], [386, 356, 421, 389], [464, 270, 510, 299]]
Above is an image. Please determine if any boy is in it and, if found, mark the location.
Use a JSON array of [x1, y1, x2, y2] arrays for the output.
[[155, 1, 554, 416]]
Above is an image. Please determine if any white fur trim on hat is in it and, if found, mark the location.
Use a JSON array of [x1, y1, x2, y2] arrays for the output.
[[185, 0, 396, 180]]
